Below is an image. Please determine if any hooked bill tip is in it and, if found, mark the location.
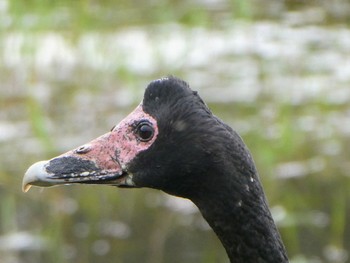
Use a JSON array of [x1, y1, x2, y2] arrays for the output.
[[23, 184, 32, 193], [22, 160, 50, 193]]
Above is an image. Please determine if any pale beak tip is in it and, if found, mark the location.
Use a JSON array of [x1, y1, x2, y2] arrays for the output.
[[22, 160, 49, 193], [22, 184, 32, 193]]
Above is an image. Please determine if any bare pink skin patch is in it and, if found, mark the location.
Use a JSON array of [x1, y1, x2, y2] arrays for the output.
[[22, 103, 158, 191], [53, 104, 158, 174]]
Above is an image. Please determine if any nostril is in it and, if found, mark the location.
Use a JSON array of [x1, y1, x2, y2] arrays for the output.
[[75, 144, 92, 154]]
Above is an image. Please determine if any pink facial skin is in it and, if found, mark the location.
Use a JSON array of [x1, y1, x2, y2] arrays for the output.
[[54, 104, 158, 174]]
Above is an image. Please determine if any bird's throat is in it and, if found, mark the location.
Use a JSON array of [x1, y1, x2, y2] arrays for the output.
[[192, 179, 289, 263]]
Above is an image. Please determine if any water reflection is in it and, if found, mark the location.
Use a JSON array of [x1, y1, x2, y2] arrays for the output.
[[0, 232, 48, 251]]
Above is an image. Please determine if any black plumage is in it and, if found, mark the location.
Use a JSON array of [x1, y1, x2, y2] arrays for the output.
[[132, 77, 288, 262], [23, 77, 289, 262]]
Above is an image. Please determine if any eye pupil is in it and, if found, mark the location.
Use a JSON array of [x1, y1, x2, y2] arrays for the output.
[[137, 123, 154, 141]]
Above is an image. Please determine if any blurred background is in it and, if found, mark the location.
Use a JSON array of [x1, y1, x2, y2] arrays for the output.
[[1, 0, 350, 262]]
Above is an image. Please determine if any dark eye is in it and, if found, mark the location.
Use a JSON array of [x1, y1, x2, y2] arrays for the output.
[[136, 122, 154, 141]]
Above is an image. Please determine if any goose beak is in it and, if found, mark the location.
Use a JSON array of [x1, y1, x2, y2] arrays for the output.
[[22, 130, 134, 192], [23, 160, 131, 192], [22, 104, 158, 192], [22, 156, 132, 192]]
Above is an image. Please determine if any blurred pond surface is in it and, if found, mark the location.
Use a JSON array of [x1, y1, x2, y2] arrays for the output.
[[1, 0, 350, 263]]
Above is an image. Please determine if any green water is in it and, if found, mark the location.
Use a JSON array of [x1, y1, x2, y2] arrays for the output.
[[1, 1, 350, 262]]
